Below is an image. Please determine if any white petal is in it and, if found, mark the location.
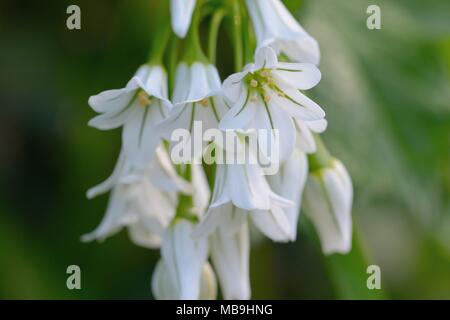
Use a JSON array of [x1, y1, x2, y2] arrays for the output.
[[170, 0, 196, 38], [199, 263, 218, 300], [211, 222, 251, 300], [276, 36, 321, 65], [88, 65, 148, 113], [271, 86, 325, 121], [254, 46, 278, 70], [82, 186, 131, 242], [294, 119, 316, 153], [88, 98, 137, 130], [173, 63, 221, 105], [267, 149, 308, 239], [272, 62, 321, 90], [303, 160, 353, 254], [86, 149, 126, 199], [151, 259, 177, 300], [128, 223, 162, 249], [251, 205, 292, 242], [193, 203, 246, 238], [161, 220, 208, 299], [306, 118, 328, 133], [253, 100, 296, 163], [222, 71, 247, 103], [191, 164, 211, 217], [152, 260, 217, 300], [219, 88, 258, 131], [149, 145, 193, 194], [246, 0, 320, 65]]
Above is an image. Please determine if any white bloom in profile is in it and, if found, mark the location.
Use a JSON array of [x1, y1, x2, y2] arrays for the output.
[[88, 65, 171, 174], [152, 219, 210, 300], [210, 222, 251, 300], [246, 0, 320, 64], [303, 159, 353, 254], [170, 0, 196, 38], [220, 47, 324, 162], [82, 146, 190, 248], [160, 62, 227, 161]]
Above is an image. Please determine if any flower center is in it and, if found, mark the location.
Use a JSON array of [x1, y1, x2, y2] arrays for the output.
[[245, 69, 275, 103]]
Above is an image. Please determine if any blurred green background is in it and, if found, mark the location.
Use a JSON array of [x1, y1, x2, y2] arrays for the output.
[[0, 0, 449, 299]]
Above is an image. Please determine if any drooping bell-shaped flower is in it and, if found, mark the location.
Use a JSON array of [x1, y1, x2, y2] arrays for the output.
[[246, 0, 320, 64], [207, 134, 293, 211], [160, 62, 228, 162], [82, 146, 190, 248], [220, 46, 325, 162], [170, 0, 197, 38], [303, 158, 353, 254], [152, 219, 210, 300], [88, 65, 171, 175]]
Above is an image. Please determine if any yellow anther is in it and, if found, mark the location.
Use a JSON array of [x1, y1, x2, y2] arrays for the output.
[[278, 91, 286, 98], [250, 79, 258, 88], [261, 70, 269, 78], [267, 77, 275, 85], [138, 90, 151, 107], [250, 95, 258, 103], [264, 94, 271, 103], [199, 99, 209, 107]]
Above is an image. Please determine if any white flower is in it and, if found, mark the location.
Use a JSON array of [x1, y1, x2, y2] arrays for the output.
[[220, 47, 324, 162], [246, 0, 320, 64], [88, 65, 171, 174], [170, 0, 196, 38], [160, 62, 227, 160], [152, 219, 210, 299], [82, 146, 190, 248], [210, 222, 251, 300], [303, 159, 353, 254]]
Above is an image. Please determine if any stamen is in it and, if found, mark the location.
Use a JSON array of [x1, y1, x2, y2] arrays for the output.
[[138, 90, 151, 107], [264, 94, 271, 103], [261, 70, 269, 78], [250, 94, 258, 103], [250, 79, 258, 88], [199, 99, 209, 107]]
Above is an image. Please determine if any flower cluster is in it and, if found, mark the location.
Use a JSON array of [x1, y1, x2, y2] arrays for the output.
[[85, 0, 353, 300]]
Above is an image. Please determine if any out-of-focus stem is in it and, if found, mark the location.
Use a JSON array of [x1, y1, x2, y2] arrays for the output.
[[208, 8, 226, 64]]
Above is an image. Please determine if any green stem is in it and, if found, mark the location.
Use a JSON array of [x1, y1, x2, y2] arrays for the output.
[[208, 8, 226, 64], [239, 0, 254, 65], [232, 0, 244, 71], [147, 2, 171, 65], [174, 164, 198, 223], [182, 0, 208, 64], [167, 35, 178, 97], [308, 134, 333, 172]]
